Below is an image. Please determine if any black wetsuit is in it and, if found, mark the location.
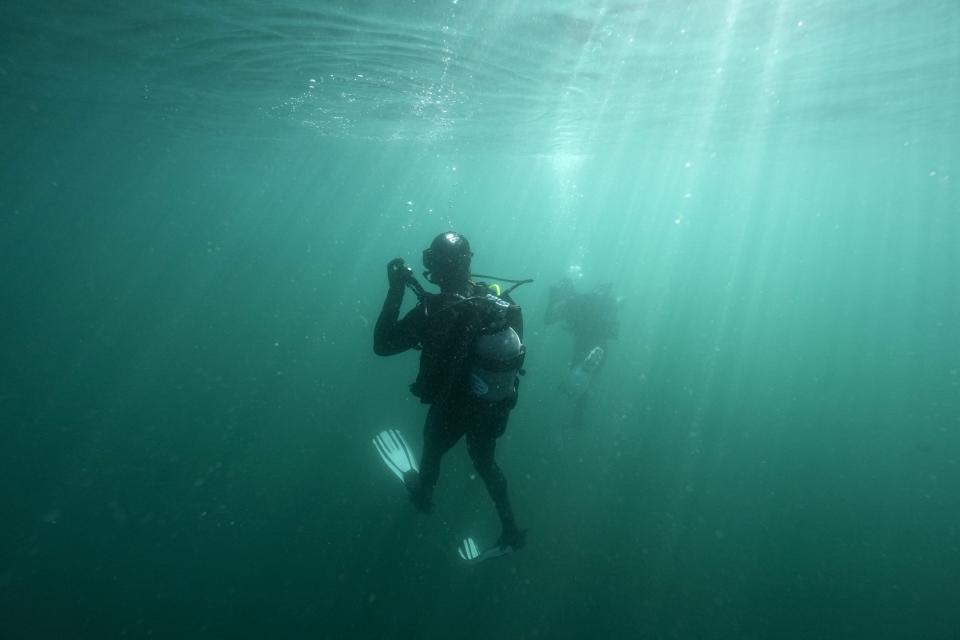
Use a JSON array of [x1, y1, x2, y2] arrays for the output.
[[545, 288, 619, 364], [545, 285, 618, 427], [373, 281, 521, 536]]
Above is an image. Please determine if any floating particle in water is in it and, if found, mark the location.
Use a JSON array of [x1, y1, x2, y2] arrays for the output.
[[42, 509, 62, 525]]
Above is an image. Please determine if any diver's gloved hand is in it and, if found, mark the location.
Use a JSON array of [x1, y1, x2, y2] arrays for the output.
[[387, 258, 413, 290]]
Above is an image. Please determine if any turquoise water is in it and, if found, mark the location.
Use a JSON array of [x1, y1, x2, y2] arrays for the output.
[[1, 1, 958, 638]]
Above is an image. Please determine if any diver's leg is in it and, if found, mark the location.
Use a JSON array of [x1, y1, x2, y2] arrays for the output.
[[466, 407, 525, 549], [412, 402, 464, 512]]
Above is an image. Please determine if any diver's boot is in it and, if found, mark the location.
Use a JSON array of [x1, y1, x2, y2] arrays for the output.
[[403, 470, 434, 514], [496, 523, 527, 551]]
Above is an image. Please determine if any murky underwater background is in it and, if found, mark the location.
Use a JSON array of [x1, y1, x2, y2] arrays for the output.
[[1, 1, 958, 638]]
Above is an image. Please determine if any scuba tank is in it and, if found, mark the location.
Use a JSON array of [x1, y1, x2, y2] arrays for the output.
[[400, 268, 529, 403], [468, 294, 525, 402]]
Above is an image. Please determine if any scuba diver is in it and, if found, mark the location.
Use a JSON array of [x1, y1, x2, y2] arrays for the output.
[[373, 231, 528, 553], [544, 277, 619, 428]]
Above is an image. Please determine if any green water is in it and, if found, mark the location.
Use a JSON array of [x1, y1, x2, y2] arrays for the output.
[[1, 1, 958, 638]]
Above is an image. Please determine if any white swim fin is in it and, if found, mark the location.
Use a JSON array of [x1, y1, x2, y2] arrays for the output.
[[457, 537, 514, 564], [373, 429, 418, 482], [563, 346, 605, 398]]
